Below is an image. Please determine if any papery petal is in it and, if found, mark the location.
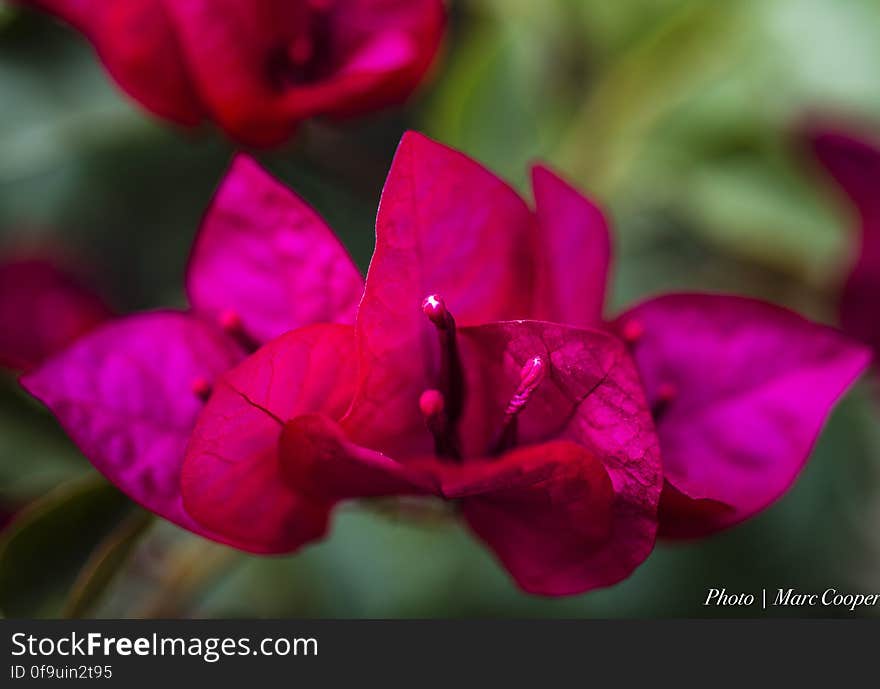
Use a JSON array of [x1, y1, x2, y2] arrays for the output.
[[181, 324, 356, 553], [344, 132, 534, 457], [809, 129, 880, 358], [19, 311, 243, 540], [0, 258, 110, 371], [18, 0, 204, 124], [457, 320, 662, 592], [442, 441, 615, 596], [615, 294, 871, 538], [530, 166, 611, 328], [186, 155, 363, 346], [279, 413, 437, 500]]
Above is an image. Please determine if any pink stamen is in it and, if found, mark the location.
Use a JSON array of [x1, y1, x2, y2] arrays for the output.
[[419, 388, 459, 460], [419, 388, 445, 419], [217, 308, 261, 352], [219, 309, 242, 334], [191, 377, 212, 401], [651, 382, 678, 419], [621, 319, 644, 344], [492, 355, 547, 455], [504, 356, 547, 419], [420, 295, 463, 461], [421, 294, 452, 330], [656, 382, 678, 403]]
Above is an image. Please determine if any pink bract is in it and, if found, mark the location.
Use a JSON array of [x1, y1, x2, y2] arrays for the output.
[[184, 131, 866, 593], [354, 134, 869, 541], [530, 162, 868, 538], [22, 131, 870, 597], [22, 155, 363, 545], [183, 318, 662, 595], [184, 133, 662, 594], [615, 294, 870, 537], [343, 132, 535, 458], [180, 324, 357, 553], [21, 312, 246, 543], [186, 155, 363, 345]]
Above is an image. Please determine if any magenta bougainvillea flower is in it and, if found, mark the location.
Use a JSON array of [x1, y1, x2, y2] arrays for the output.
[[22, 133, 869, 596], [0, 254, 111, 371], [179, 133, 866, 594], [616, 294, 869, 537], [808, 127, 880, 364], [21, 155, 364, 547], [182, 135, 662, 594], [17, 0, 445, 146], [183, 318, 661, 594], [529, 156, 868, 538]]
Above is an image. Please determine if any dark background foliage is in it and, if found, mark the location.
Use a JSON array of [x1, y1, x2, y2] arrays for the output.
[[1, 0, 879, 617]]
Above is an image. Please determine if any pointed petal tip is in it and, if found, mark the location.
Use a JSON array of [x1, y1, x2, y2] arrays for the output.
[[188, 152, 361, 344], [226, 151, 262, 175], [398, 129, 433, 149], [395, 130, 485, 167], [18, 366, 43, 401], [221, 152, 282, 194], [622, 292, 873, 539], [530, 162, 607, 213]]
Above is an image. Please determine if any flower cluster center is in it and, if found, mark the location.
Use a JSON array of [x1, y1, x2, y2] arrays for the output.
[[418, 295, 547, 461]]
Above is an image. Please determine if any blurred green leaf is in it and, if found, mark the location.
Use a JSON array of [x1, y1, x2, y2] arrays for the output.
[[752, 0, 880, 116], [558, 0, 743, 195], [0, 2, 15, 30], [0, 378, 88, 503], [679, 153, 846, 284], [425, 1, 580, 185], [0, 475, 133, 617], [63, 509, 153, 619], [558, 0, 880, 278], [426, 24, 541, 183], [574, 0, 694, 57]]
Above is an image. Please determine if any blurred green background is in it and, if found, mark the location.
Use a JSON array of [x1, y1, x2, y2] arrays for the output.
[[1, 0, 879, 618]]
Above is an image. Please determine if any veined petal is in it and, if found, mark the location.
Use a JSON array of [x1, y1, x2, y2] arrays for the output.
[[187, 155, 363, 346], [181, 324, 356, 552], [344, 132, 534, 457], [457, 320, 662, 591], [530, 165, 611, 329], [19, 311, 243, 541], [280, 413, 437, 500], [616, 293, 871, 538], [445, 441, 615, 596]]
